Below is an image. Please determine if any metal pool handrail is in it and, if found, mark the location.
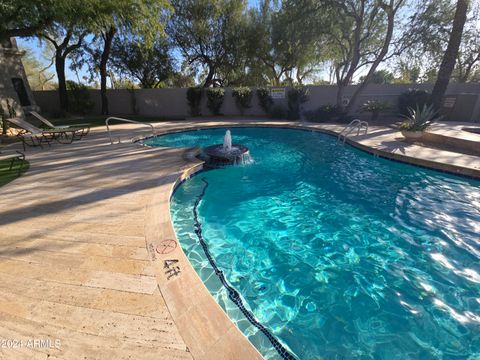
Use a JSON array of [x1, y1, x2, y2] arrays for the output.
[[105, 117, 156, 144], [337, 119, 369, 144]]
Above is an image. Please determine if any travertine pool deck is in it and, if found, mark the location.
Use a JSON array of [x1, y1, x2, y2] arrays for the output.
[[0, 120, 478, 359]]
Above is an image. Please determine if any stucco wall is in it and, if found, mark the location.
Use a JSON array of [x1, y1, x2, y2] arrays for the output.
[[0, 38, 38, 115], [33, 83, 480, 122]]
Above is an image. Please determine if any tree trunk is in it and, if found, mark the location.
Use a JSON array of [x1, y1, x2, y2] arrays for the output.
[[336, 82, 346, 111], [43, 30, 85, 114], [100, 26, 116, 115], [203, 65, 215, 87], [431, 0, 469, 109], [335, 6, 365, 112], [345, 4, 396, 114], [55, 54, 68, 112]]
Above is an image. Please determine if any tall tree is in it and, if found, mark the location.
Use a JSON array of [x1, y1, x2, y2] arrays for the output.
[[453, 2, 480, 82], [40, 26, 89, 111], [168, 0, 248, 87], [3, 1, 94, 110], [109, 33, 174, 88], [327, 0, 406, 113], [397, 0, 479, 84], [21, 49, 56, 90], [89, 0, 171, 114], [247, 0, 329, 86], [453, 22, 480, 82], [397, 0, 453, 83], [403, 0, 454, 68], [431, 0, 470, 108], [99, 25, 116, 114], [35, 1, 119, 112], [247, 1, 291, 85]]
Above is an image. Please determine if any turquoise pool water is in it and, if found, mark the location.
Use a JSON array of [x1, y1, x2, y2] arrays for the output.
[[145, 128, 480, 359]]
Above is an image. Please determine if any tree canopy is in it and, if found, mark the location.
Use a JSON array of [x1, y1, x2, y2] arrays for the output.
[[109, 33, 174, 88], [8, 0, 480, 114], [167, 0, 248, 87], [1, 0, 61, 39]]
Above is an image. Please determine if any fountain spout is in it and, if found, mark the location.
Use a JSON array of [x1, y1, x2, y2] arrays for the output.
[[203, 129, 251, 167], [223, 130, 232, 152]]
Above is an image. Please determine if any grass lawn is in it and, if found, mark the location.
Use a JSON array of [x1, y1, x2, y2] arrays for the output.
[[0, 159, 29, 187]]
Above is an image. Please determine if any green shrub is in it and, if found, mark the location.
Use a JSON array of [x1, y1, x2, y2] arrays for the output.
[[287, 86, 309, 120], [66, 81, 94, 115], [362, 100, 391, 121], [269, 104, 287, 119], [206, 88, 225, 115], [186, 87, 203, 117], [232, 87, 252, 115], [256, 87, 273, 114], [304, 104, 342, 122], [398, 89, 432, 116]]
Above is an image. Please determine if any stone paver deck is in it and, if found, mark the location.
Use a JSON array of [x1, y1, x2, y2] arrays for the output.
[[0, 119, 478, 360], [0, 126, 195, 359]]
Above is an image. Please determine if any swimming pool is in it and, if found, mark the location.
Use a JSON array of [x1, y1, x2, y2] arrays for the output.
[[145, 127, 480, 359]]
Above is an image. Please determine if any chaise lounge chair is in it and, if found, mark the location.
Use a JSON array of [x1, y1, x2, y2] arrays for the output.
[[30, 111, 90, 137], [7, 117, 86, 151], [0, 150, 26, 175]]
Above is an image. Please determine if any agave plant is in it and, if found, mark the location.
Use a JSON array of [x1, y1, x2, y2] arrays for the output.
[[399, 104, 439, 131]]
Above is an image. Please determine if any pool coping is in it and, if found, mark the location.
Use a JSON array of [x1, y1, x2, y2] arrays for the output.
[[142, 121, 479, 360]]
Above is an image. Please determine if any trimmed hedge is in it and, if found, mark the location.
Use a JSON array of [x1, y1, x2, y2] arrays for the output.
[[206, 88, 225, 115], [257, 87, 273, 114], [287, 86, 309, 120], [232, 87, 252, 115], [186, 87, 203, 116]]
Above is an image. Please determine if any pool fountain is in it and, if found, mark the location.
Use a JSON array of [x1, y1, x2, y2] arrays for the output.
[[202, 129, 251, 167]]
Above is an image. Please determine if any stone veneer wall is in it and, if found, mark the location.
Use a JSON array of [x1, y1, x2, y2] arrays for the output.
[[33, 83, 480, 122]]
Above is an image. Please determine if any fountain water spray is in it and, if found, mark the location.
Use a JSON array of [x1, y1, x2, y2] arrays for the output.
[[223, 130, 232, 152], [203, 129, 252, 167]]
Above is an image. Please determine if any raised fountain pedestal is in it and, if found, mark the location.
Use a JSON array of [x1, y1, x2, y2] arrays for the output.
[[203, 144, 250, 167]]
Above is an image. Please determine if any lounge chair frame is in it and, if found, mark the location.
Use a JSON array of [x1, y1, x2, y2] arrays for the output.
[[7, 117, 85, 151], [0, 150, 26, 175], [30, 111, 90, 138]]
